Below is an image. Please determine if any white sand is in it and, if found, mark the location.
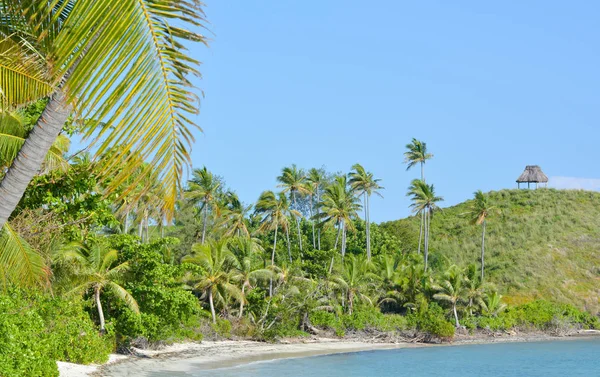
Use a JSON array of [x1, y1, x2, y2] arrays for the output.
[[59, 339, 418, 377], [57, 354, 128, 377]]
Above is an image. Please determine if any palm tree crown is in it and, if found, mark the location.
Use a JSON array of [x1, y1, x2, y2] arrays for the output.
[[404, 138, 433, 178]]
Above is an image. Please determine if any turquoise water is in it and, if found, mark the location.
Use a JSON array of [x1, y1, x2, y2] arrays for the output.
[[134, 339, 600, 377]]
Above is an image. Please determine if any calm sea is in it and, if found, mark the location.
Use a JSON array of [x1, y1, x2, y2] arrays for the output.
[[110, 338, 600, 377]]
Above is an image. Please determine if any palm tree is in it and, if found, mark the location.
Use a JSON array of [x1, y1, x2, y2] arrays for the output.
[[255, 191, 293, 295], [404, 138, 433, 254], [464, 265, 486, 316], [277, 165, 309, 253], [330, 255, 376, 314], [407, 179, 443, 271], [65, 244, 139, 332], [479, 291, 507, 317], [186, 167, 221, 244], [217, 191, 252, 238], [462, 190, 499, 280], [229, 237, 273, 318], [432, 266, 467, 328], [348, 163, 384, 260], [306, 168, 325, 249], [0, 2, 207, 230], [182, 240, 242, 324], [315, 176, 361, 262]]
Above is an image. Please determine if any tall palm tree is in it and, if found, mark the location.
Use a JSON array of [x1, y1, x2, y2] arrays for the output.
[[0, 1, 207, 230], [228, 237, 272, 318], [277, 165, 309, 253], [315, 176, 361, 262], [462, 190, 499, 280], [432, 266, 467, 328], [348, 163, 384, 260], [330, 255, 376, 314], [404, 138, 433, 254], [186, 167, 221, 244], [306, 168, 325, 249], [182, 240, 242, 324], [217, 192, 252, 238], [65, 244, 139, 332], [407, 179, 443, 272], [255, 191, 293, 295]]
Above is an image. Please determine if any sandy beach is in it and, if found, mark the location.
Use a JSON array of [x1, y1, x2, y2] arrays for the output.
[[57, 330, 600, 377]]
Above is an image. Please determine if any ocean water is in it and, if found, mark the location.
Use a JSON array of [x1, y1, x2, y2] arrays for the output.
[[114, 338, 600, 377]]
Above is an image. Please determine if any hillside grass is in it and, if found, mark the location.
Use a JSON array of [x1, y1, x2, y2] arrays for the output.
[[382, 189, 600, 314]]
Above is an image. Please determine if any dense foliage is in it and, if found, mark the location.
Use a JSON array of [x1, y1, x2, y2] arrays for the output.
[[1, 131, 599, 376]]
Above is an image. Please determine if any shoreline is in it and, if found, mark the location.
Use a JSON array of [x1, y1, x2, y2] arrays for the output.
[[58, 330, 600, 377]]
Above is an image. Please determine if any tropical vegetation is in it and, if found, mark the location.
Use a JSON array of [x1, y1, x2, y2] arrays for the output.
[[0, 4, 599, 377]]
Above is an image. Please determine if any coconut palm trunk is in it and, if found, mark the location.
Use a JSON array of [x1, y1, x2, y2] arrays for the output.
[[94, 286, 106, 333], [201, 205, 208, 244], [285, 225, 292, 263], [208, 286, 217, 324], [124, 210, 130, 234], [138, 219, 143, 239], [341, 221, 347, 261], [366, 193, 371, 260], [424, 208, 430, 272], [453, 302, 460, 328], [309, 194, 316, 249], [269, 225, 278, 297], [481, 219, 486, 281], [316, 191, 321, 250], [418, 211, 424, 254], [417, 162, 426, 255], [334, 224, 341, 251], [0, 91, 71, 229], [291, 191, 303, 252], [239, 284, 246, 318]]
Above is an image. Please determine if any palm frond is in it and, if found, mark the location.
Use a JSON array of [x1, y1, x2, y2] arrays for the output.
[[108, 281, 139, 314], [0, 36, 52, 108], [0, 223, 48, 288]]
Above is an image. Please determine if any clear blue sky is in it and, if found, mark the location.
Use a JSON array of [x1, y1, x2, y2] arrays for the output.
[[86, 1, 600, 223]]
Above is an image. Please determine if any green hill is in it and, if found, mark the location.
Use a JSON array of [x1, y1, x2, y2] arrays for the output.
[[381, 189, 600, 314]]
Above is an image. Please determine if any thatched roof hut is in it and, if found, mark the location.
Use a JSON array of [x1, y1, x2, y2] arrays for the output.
[[516, 165, 548, 188]]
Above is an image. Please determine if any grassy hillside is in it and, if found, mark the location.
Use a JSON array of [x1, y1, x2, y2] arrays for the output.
[[381, 189, 600, 314]]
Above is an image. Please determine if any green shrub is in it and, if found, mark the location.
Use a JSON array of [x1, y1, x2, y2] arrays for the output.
[[40, 298, 113, 364], [0, 294, 57, 377], [0, 290, 113, 377], [409, 303, 455, 339], [211, 319, 232, 338], [472, 300, 599, 331], [110, 236, 204, 343], [342, 306, 408, 332]]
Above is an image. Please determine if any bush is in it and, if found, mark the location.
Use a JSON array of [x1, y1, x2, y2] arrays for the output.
[[39, 298, 114, 364], [408, 303, 455, 339], [211, 319, 232, 338], [109, 236, 204, 344], [341, 306, 408, 332], [0, 290, 113, 377], [472, 300, 599, 332]]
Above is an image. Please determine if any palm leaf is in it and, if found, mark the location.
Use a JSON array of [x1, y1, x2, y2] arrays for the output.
[[108, 281, 139, 314], [0, 223, 48, 288], [0, 36, 52, 108]]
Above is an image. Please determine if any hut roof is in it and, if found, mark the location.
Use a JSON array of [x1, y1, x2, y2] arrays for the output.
[[516, 165, 548, 183]]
